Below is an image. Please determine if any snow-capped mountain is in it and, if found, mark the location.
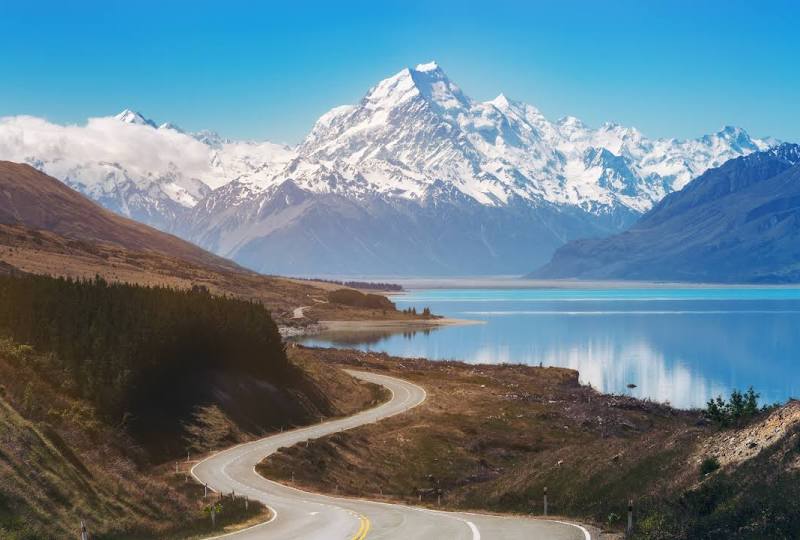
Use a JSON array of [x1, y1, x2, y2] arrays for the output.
[[0, 111, 292, 230], [534, 144, 800, 283], [115, 108, 158, 127], [257, 62, 771, 215], [0, 62, 777, 275]]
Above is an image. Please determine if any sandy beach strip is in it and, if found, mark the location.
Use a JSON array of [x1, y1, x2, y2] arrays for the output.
[[319, 317, 484, 333]]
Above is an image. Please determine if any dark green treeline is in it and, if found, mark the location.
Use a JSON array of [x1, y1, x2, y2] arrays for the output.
[[0, 274, 297, 454]]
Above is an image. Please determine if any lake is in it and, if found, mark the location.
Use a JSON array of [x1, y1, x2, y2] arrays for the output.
[[298, 285, 800, 409]]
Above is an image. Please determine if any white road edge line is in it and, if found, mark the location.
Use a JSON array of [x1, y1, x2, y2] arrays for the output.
[[200, 511, 278, 540], [190, 450, 280, 539], [466, 520, 481, 540], [553, 519, 592, 540]]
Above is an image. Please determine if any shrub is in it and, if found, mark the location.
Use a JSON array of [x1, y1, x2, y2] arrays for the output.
[[184, 404, 242, 453], [705, 387, 765, 427], [637, 512, 676, 540], [327, 288, 395, 310], [699, 457, 720, 477]]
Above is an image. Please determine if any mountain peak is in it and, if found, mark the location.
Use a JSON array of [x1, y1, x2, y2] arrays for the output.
[[158, 122, 184, 133], [114, 109, 156, 128], [715, 125, 746, 138], [408, 62, 470, 111], [364, 62, 469, 112], [489, 93, 511, 108], [557, 115, 588, 130]]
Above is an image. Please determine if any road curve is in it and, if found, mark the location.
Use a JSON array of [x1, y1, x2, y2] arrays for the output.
[[191, 370, 592, 540]]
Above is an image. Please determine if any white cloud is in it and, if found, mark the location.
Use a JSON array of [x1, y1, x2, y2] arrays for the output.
[[0, 114, 214, 197]]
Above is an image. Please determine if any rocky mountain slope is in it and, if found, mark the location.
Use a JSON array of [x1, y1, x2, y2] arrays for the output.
[[0, 63, 775, 275], [533, 144, 800, 283]]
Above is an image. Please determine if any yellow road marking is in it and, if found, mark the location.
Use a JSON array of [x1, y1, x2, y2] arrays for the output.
[[351, 514, 370, 540]]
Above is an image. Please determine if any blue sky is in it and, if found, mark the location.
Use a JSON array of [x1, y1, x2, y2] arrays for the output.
[[1, 0, 797, 143]]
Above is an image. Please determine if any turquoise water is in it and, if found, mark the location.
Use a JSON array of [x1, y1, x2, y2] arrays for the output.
[[300, 287, 800, 408]]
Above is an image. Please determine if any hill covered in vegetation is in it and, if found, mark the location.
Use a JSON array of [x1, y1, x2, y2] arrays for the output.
[[0, 273, 313, 457], [0, 273, 384, 538]]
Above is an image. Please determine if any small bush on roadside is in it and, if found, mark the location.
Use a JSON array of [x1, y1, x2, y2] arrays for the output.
[[699, 457, 720, 477], [637, 512, 676, 540]]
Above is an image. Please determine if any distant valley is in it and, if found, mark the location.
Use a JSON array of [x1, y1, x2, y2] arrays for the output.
[[0, 63, 775, 275]]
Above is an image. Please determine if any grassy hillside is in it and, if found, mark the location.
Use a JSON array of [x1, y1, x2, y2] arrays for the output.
[[0, 339, 266, 540], [0, 274, 385, 538], [0, 273, 306, 458]]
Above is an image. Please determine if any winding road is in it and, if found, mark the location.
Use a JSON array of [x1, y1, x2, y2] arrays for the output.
[[191, 370, 593, 540]]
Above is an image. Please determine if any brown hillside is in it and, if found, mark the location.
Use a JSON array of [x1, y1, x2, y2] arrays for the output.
[[0, 161, 239, 271], [0, 161, 418, 324]]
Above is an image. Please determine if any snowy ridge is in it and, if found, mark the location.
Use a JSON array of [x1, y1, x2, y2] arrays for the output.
[[287, 63, 772, 213], [0, 62, 779, 274], [0, 62, 773, 217]]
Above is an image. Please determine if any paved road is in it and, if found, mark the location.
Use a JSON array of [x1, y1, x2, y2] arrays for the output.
[[192, 370, 592, 540]]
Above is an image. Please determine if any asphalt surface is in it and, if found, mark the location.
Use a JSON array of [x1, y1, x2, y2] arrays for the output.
[[192, 370, 593, 540]]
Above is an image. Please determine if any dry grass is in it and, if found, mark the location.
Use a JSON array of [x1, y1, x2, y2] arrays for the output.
[[260, 347, 707, 533], [0, 224, 424, 326], [288, 345, 390, 416]]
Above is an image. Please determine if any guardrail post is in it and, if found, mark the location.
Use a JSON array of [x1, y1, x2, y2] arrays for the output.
[[543, 486, 548, 516], [627, 498, 633, 538]]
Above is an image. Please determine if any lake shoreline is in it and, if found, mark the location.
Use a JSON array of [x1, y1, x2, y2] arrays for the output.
[[296, 285, 800, 409], [318, 317, 484, 333], [380, 277, 800, 291]]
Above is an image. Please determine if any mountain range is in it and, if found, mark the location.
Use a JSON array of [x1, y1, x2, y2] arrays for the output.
[[534, 144, 800, 283], [0, 62, 776, 275]]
